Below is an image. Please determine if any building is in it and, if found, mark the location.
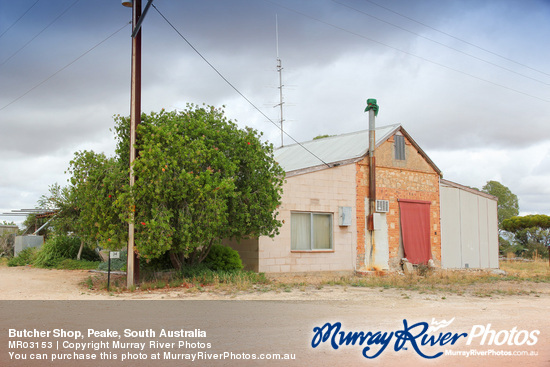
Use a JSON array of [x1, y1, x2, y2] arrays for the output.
[[226, 124, 498, 273], [440, 179, 499, 269]]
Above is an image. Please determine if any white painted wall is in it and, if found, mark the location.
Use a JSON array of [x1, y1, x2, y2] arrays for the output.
[[258, 164, 357, 273], [440, 181, 499, 269]]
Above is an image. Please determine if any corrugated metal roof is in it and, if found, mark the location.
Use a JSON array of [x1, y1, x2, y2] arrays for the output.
[[440, 179, 498, 201], [274, 124, 401, 173]]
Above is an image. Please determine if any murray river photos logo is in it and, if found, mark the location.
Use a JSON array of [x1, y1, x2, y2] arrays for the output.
[[311, 318, 539, 359]]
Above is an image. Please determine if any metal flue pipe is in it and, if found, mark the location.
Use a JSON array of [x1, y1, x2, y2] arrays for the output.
[[365, 98, 379, 268]]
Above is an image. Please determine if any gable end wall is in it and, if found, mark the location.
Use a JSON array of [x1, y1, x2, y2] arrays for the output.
[[356, 137, 441, 269]]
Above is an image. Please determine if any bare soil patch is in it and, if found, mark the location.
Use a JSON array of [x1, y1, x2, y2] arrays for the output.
[[1, 263, 549, 302]]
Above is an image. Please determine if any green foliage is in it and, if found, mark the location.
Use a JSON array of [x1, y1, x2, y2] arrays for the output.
[[56, 259, 101, 270], [176, 263, 267, 286], [33, 236, 100, 268], [37, 184, 76, 236], [502, 214, 550, 232], [203, 244, 243, 271], [312, 134, 335, 140], [122, 105, 284, 269], [7, 247, 38, 267], [38, 104, 284, 271], [482, 181, 519, 228], [66, 151, 128, 250], [140, 251, 173, 272], [97, 251, 127, 271], [502, 215, 550, 258], [0, 233, 16, 258], [21, 213, 50, 237], [177, 263, 212, 279], [498, 235, 523, 256]]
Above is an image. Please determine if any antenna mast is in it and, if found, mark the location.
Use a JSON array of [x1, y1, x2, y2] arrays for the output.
[[275, 15, 285, 147]]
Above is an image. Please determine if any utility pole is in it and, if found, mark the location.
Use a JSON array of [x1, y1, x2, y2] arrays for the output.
[[124, 0, 142, 288], [124, 0, 154, 288]]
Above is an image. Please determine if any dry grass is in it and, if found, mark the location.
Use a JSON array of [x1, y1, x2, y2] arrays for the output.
[[86, 269, 270, 295], [84, 259, 550, 298], [348, 260, 549, 297], [499, 258, 550, 278], [268, 260, 550, 297]]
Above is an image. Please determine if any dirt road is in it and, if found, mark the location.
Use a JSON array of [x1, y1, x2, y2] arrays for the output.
[[0, 266, 549, 366]]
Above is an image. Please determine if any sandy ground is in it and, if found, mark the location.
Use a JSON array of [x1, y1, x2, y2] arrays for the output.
[[1, 265, 550, 301], [1, 266, 549, 366]]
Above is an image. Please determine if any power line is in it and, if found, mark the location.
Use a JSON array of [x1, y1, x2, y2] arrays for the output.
[[266, 0, 550, 103], [363, 0, 550, 79], [151, 3, 331, 168], [0, 21, 131, 112], [0, 0, 41, 39], [332, 0, 550, 86], [0, 0, 81, 67]]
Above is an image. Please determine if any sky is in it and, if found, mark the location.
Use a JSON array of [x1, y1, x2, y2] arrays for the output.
[[1, 0, 549, 225]]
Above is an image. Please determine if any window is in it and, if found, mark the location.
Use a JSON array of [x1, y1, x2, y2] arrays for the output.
[[291, 212, 333, 250], [394, 134, 406, 160]]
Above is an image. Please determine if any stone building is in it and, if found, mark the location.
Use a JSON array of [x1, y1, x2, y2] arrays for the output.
[[225, 124, 498, 273]]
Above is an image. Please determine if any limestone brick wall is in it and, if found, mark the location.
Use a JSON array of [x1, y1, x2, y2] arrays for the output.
[[258, 164, 357, 273], [356, 137, 441, 269]]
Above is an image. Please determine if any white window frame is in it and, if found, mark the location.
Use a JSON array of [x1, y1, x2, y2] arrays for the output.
[[291, 212, 333, 251]]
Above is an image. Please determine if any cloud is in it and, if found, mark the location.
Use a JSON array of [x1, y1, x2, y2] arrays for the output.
[[0, 0, 549, 220]]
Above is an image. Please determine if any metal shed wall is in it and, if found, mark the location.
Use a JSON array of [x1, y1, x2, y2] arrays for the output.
[[440, 181, 499, 269]]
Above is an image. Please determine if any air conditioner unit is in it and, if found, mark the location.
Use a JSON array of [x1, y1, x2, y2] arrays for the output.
[[375, 200, 389, 213]]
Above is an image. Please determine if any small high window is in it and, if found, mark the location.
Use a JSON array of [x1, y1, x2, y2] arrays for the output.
[[395, 135, 406, 160]]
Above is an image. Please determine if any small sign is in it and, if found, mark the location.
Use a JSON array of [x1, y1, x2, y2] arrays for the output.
[[110, 251, 120, 259]]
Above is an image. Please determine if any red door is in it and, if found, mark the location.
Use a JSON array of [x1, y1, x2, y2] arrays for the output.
[[398, 199, 431, 264]]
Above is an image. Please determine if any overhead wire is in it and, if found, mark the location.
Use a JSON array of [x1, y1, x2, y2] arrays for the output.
[[265, 0, 550, 103], [332, 0, 550, 86], [151, 3, 331, 168], [363, 0, 550, 79], [0, 21, 131, 112], [0, 0, 81, 67], [0, 0, 41, 39]]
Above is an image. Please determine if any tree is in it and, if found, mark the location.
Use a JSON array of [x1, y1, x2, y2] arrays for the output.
[[65, 150, 128, 256], [502, 214, 550, 260], [51, 104, 283, 270], [123, 105, 285, 269], [35, 152, 127, 260], [481, 180, 519, 228], [0, 221, 18, 257], [37, 183, 76, 236]]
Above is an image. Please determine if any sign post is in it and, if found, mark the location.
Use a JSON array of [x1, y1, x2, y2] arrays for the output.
[[108, 251, 120, 291]]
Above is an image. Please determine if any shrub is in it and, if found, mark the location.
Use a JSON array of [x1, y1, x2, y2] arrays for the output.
[[34, 236, 100, 268], [7, 247, 38, 267], [203, 244, 243, 272], [178, 263, 213, 279], [57, 259, 100, 270], [140, 251, 173, 272], [97, 250, 127, 271], [0, 234, 15, 257]]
